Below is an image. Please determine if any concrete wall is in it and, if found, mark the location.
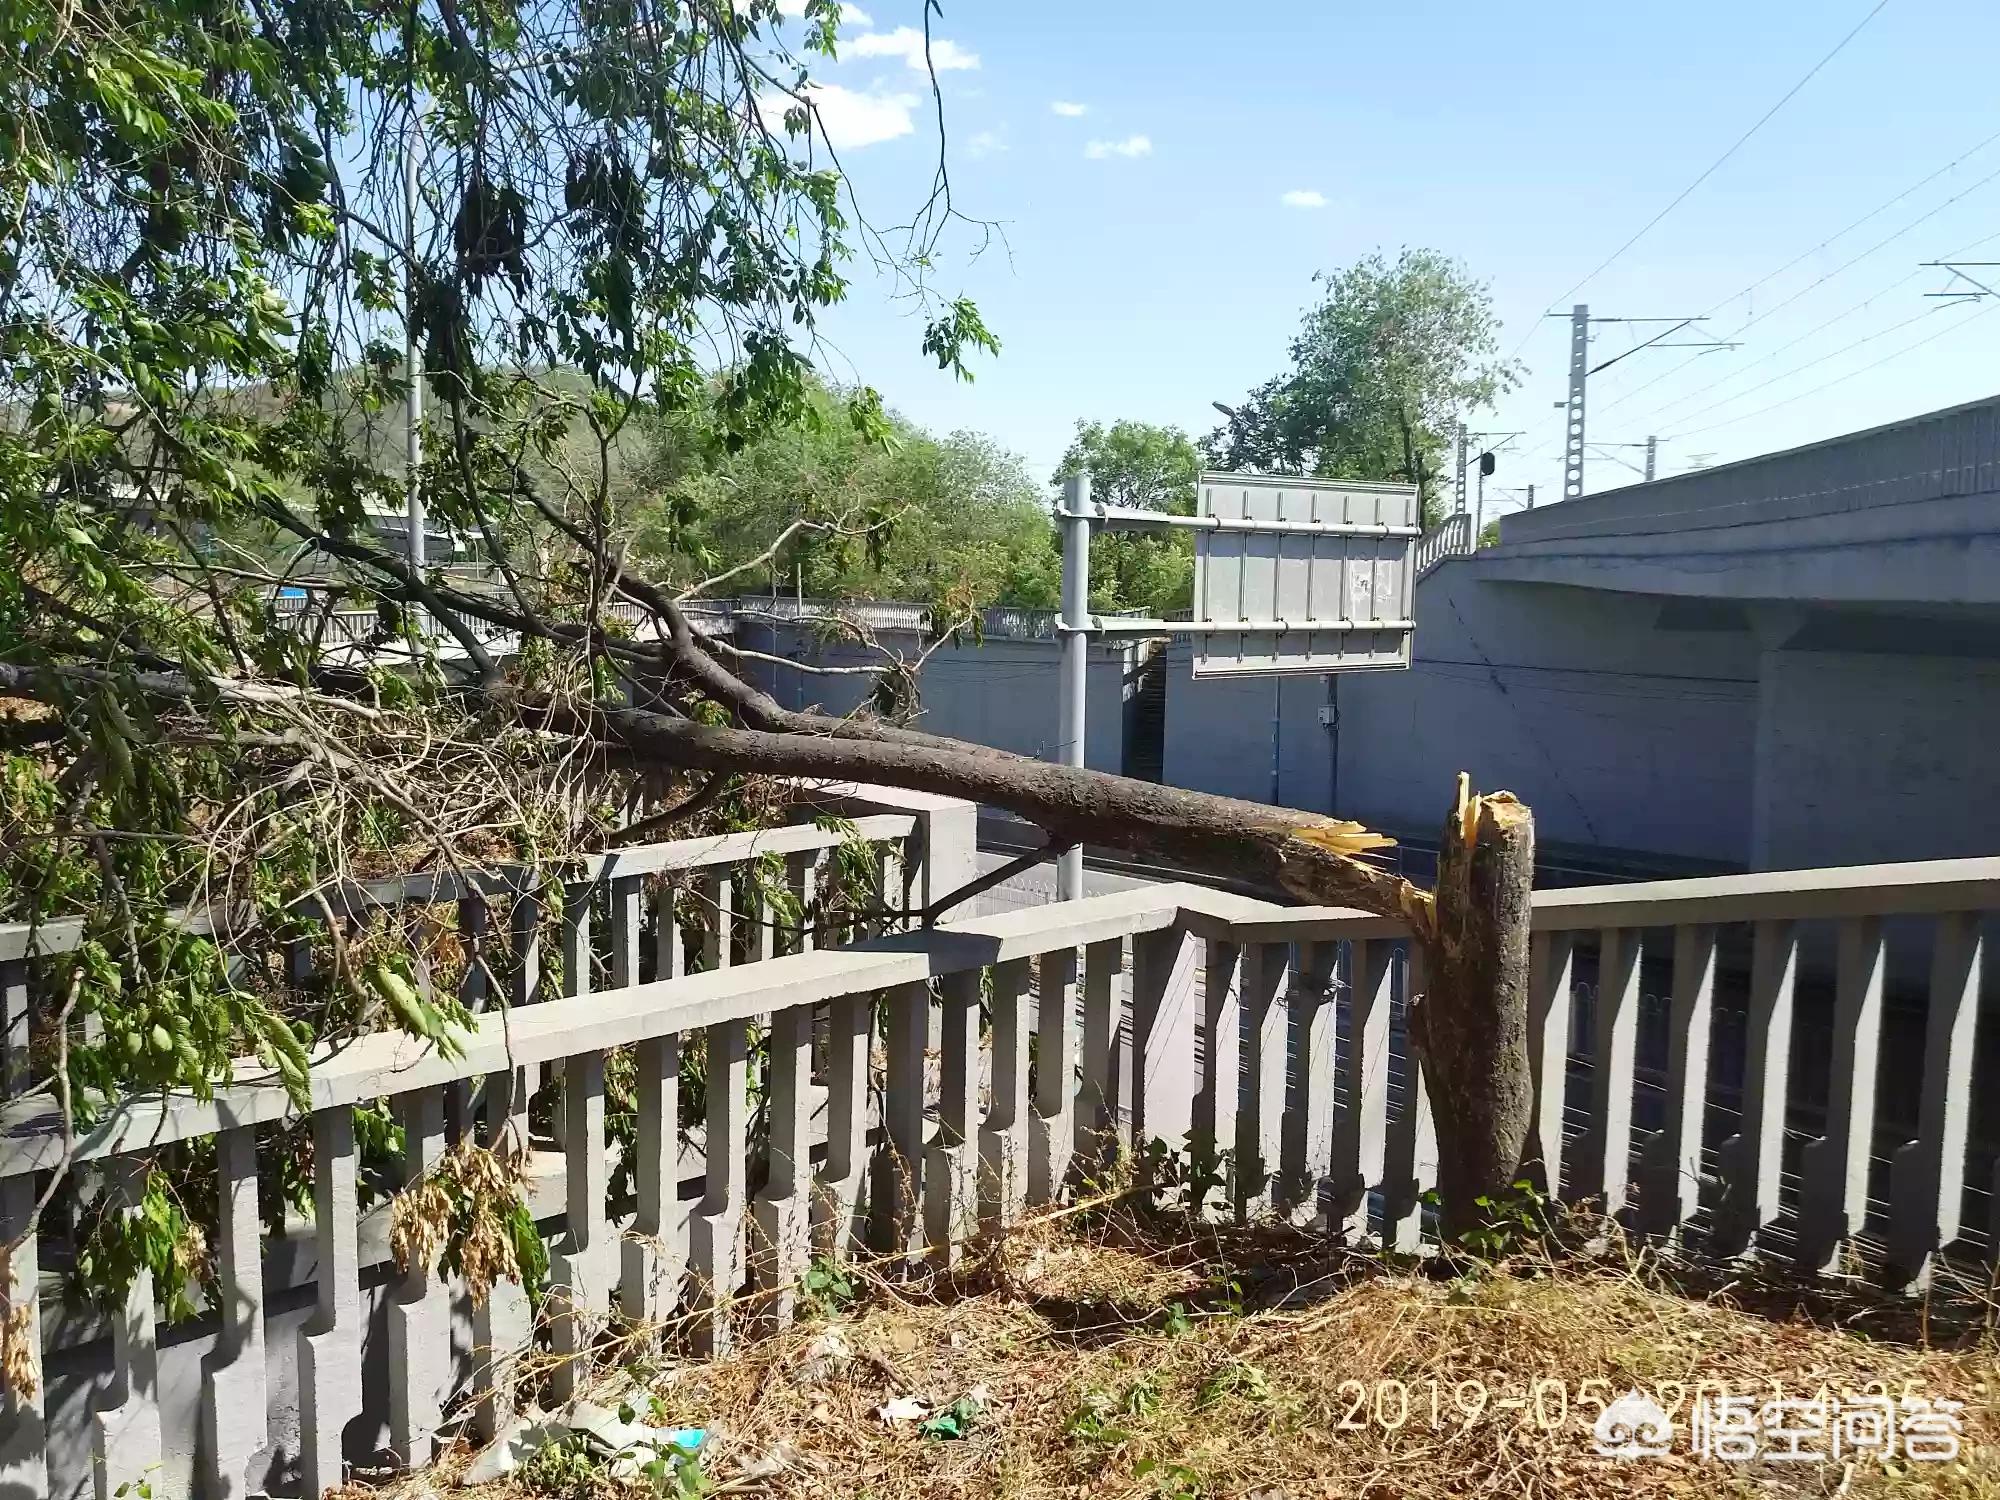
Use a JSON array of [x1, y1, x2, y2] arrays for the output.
[[1161, 656, 1338, 812], [1753, 647, 2000, 870], [1166, 563, 1763, 864], [1164, 554, 2000, 874], [736, 622, 1135, 775]]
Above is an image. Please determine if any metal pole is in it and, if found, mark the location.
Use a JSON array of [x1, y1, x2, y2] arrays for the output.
[[1474, 461, 1485, 543], [404, 109, 426, 571], [1645, 435, 1658, 482], [1563, 304, 1588, 502], [1057, 472, 1092, 901], [1526, 483, 1535, 509], [1453, 423, 1468, 515]]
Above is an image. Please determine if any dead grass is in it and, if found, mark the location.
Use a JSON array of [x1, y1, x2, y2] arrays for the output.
[[407, 1205, 2000, 1500]]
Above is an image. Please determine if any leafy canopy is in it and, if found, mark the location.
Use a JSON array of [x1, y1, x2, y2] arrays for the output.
[[620, 384, 1061, 615], [1053, 419, 1199, 615], [0, 0, 990, 1117], [1204, 249, 1518, 525]]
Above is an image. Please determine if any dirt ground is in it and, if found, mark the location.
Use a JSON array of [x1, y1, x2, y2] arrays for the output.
[[401, 1203, 2000, 1500]]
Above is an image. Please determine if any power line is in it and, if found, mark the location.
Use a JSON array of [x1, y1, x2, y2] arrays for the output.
[[1669, 299, 1990, 438], [1508, 0, 1894, 359], [1520, 126, 1999, 471], [1623, 221, 2000, 432], [1635, 279, 1932, 425], [1594, 124, 2000, 420], [1607, 164, 2000, 428], [1658, 304, 1944, 429]]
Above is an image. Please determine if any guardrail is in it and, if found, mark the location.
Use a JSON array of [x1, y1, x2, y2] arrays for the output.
[[2, 838, 1994, 1500], [1414, 512, 1474, 579]]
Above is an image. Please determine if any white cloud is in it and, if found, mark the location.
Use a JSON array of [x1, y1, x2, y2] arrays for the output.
[[775, 0, 872, 24], [846, 25, 979, 71], [1084, 134, 1152, 160], [966, 128, 1007, 158], [761, 82, 918, 149], [1281, 189, 1328, 209], [1050, 100, 1088, 117]]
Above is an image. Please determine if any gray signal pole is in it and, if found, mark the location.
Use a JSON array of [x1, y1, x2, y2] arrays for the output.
[[1056, 473, 1091, 901], [1551, 309, 1731, 501], [404, 110, 425, 570], [1562, 305, 1589, 502], [1644, 435, 1658, 482], [1453, 423, 1468, 515]]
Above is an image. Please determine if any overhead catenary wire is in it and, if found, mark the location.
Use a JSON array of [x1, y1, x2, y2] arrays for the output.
[[1506, 0, 1894, 361], [1596, 133, 2000, 420], [1525, 195, 2000, 484], [1669, 298, 1992, 438], [1607, 172, 2000, 428], [1651, 303, 1944, 430]]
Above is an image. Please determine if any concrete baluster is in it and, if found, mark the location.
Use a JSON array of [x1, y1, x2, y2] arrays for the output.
[[980, 958, 1032, 1228], [297, 1111, 360, 1500], [754, 1004, 814, 1323], [1332, 939, 1394, 1244], [689, 1022, 748, 1354], [1029, 946, 1080, 1205], [1524, 932, 1575, 1199], [621, 1032, 686, 1329], [1280, 942, 1338, 1225], [1799, 917, 1886, 1275], [1235, 942, 1289, 1222], [1, 1171, 46, 1500], [926, 970, 981, 1260], [387, 1091, 447, 1467], [1192, 940, 1241, 1218], [1887, 913, 1984, 1290], [1712, 919, 1796, 1258]]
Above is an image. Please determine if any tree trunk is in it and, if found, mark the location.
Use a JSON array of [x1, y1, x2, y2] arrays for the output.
[[1412, 775, 1536, 1239], [0, 661, 1543, 1237]]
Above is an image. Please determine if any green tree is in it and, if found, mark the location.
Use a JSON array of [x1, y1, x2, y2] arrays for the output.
[[0, 0, 1540, 1278], [624, 387, 1058, 614], [1053, 420, 1200, 614], [1205, 249, 1518, 526]]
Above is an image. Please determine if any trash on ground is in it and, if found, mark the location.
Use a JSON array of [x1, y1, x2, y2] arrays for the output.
[[458, 1401, 705, 1487], [874, 1395, 932, 1424], [459, 1411, 554, 1485], [916, 1385, 991, 1441], [738, 1441, 807, 1479], [794, 1327, 852, 1384]]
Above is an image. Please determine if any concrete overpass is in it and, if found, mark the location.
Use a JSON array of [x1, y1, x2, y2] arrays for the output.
[[1166, 394, 2000, 875]]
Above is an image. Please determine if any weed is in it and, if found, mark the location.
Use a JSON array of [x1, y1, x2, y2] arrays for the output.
[[1458, 1179, 1552, 1261], [1134, 1457, 1205, 1499], [800, 1253, 858, 1319]]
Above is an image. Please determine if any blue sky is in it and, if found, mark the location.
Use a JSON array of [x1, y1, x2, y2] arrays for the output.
[[781, 0, 2000, 517]]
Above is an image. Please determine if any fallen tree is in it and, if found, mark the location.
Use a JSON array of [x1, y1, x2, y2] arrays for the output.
[[0, 0, 1535, 1242]]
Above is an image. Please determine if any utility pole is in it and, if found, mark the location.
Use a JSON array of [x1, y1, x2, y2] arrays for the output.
[[1526, 483, 1535, 509], [1562, 304, 1588, 502], [1475, 458, 1486, 539], [1056, 473, 1091, 902], [404, 109, 425, 570], [1549, 308, 1733, 502], [1644, 435, 1658, 482], [1453, 423, 1468, 515]]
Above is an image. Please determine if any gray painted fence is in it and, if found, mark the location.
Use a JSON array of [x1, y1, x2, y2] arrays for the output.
[[2, 796, 1995, 1500]]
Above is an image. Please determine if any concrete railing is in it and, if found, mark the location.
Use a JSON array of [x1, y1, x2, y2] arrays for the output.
[[1414, 512, 1474, 578], [2, 832, 1995, 1500]]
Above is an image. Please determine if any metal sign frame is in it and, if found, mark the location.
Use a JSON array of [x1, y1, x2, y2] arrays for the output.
[[1051, 468, 1424, 899], [1187, 473, 1420, 678]]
